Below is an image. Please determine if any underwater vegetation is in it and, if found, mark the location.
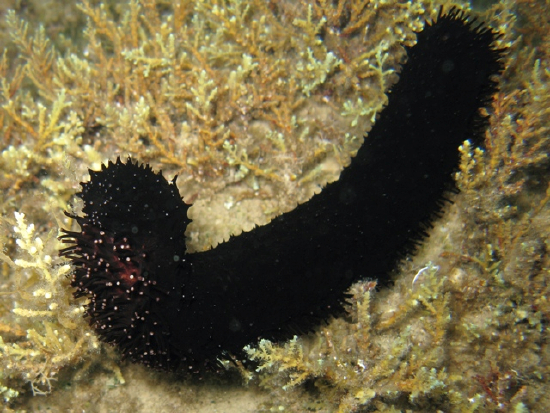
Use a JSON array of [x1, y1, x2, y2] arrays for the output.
[[0, 0, 548, 411]]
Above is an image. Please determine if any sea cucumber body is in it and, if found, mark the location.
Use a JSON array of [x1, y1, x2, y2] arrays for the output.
[[61, 10, 503, 372]]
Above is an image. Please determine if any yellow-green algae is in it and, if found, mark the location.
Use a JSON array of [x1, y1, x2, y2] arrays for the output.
[[0, 0, 548, 411]]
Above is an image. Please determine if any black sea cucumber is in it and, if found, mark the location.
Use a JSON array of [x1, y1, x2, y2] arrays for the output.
[[60, 9, 504, 372]]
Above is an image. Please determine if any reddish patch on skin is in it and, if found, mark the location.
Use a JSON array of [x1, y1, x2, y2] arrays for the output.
[[114, 258, 140, 287]]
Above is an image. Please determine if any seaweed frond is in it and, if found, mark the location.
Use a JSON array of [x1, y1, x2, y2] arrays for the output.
[[0, 212, 103, 397]]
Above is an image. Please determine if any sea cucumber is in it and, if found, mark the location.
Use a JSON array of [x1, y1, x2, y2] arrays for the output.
[[60, 8, 504, 372]]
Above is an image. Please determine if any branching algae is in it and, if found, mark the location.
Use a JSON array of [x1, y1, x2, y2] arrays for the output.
[[0, 0, 548, 411]]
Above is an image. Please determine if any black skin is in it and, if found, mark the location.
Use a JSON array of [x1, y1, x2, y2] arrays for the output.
[[61, 9, 504, 372]]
